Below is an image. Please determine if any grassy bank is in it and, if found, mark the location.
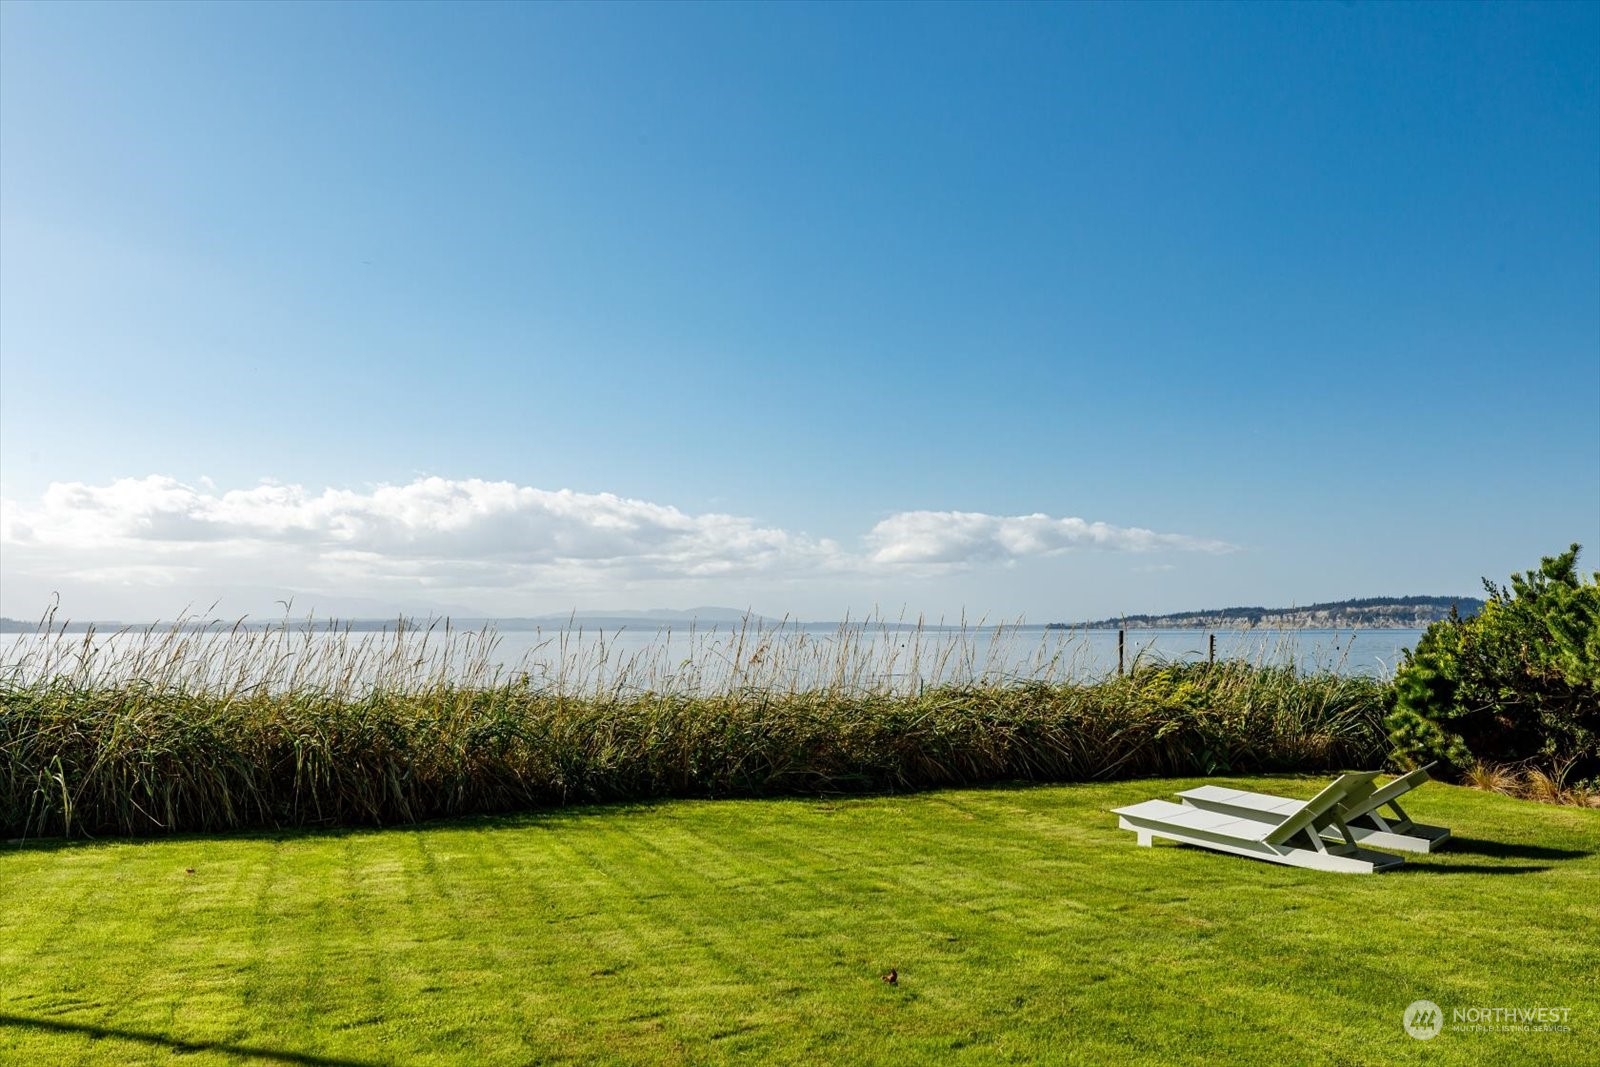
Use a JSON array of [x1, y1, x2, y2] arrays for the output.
[[2, 778, 1595, 1065], [1, 621, 1388, 837]]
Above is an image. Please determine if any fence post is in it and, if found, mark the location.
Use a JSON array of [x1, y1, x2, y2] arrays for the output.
[[1118, 628, 1125, 677], [1209, 633, 1216, 664]]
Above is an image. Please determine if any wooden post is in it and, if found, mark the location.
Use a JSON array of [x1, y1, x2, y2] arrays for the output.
[[1118, 628, 1125, 677], [1209, 633, 1216, 664]]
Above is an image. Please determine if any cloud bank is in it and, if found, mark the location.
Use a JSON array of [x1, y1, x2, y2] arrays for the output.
[[866, 510, 1232, 564], [0, 476, 1233, 614]]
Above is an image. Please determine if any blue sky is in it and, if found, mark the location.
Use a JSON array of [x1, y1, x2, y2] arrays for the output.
[[2, 1, 1597, 622]]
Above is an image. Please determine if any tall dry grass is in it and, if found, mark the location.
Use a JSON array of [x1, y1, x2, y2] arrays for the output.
[[1462, 758, 1600, 807], [1, 615, 1390, 838]]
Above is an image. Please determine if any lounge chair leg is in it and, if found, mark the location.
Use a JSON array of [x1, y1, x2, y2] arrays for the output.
[[1137, 831, 1153, 847]]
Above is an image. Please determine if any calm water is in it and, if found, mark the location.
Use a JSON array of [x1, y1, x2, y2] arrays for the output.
[[0, 624, 1424, 694], [421, 626, 1420, 678], [492, 626, 1420, 682]]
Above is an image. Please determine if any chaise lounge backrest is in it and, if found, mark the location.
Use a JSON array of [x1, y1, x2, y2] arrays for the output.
[[1341, 765, 1432, 819], [1264, 771, 1380, 846]]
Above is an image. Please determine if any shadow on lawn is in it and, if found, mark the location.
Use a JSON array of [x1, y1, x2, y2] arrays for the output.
[[1385, 836, 1592, 875], [0, 780, 1140, 851], [1392, 863, 1552, 875], [1438, 836, 1590, 861], [0, 800, 678, 853], [3, 783, 1061, 851], [5, 780, 1091, 850], [0, 1014, 379, 1066]]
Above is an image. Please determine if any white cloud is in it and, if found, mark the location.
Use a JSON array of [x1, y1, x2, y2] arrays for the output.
[[0, 476, 1233, 614], [2, 475, 841, 576], [866, 510, 1233, 565]]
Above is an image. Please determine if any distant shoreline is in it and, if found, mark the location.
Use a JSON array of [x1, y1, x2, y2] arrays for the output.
[[1053, 621, 1436, 631], [1056, 595, 1483, 632]]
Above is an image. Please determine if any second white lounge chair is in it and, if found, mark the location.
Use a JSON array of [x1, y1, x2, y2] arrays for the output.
[[1113, 772, 1405, 874], [1176, 766, 1451, 853]]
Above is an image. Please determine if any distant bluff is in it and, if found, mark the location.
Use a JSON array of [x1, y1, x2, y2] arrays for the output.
[[1057, 596, 1485, 630]]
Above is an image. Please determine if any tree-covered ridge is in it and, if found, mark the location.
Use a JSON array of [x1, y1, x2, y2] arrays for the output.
[[1058, 595, 1485, 630]]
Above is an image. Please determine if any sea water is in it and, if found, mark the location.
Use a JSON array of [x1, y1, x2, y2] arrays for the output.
[[0, 623, 1424, 694]]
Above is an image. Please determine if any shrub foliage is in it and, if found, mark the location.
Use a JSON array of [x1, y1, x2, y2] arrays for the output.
[[1387, 544, 1600, 779]]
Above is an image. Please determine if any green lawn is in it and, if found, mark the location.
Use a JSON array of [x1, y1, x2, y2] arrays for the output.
[[2, 777, 1595, 1065]]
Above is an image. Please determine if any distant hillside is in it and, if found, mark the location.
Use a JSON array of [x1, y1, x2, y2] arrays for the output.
[[1056, 596, 1485, 631]]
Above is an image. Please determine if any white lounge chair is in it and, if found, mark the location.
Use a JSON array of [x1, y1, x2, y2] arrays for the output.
[[1176, 766, 1450, 854], [1112, 771, 1405, 873]]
